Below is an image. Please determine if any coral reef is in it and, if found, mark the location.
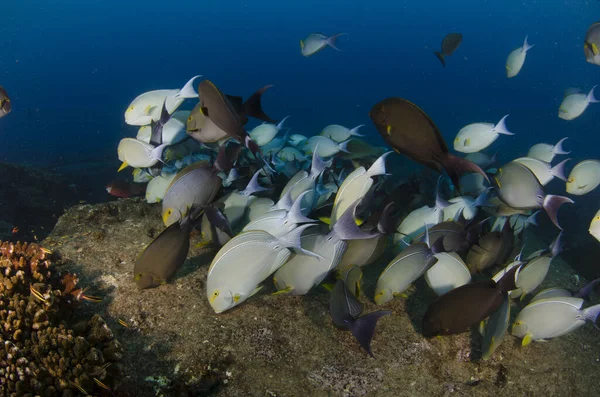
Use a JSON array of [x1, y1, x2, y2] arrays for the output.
[[0, 241, 122, 396]]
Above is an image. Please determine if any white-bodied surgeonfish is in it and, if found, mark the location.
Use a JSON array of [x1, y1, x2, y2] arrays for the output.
[[558, 86, 599, 120], [300, 33, 346, 57], [527, 137, 570, 163], [320, 124, 364, 142], [453, 115, 513, 153], [566, 159, 600, 195], [506, 36, 534, 78]]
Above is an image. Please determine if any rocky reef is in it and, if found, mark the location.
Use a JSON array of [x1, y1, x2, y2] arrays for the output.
[[36, 198, 600, 397], [0, 241, 123, 396]]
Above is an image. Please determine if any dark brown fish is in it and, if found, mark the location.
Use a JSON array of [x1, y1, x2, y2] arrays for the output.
[[434, 33, 463, 67], [466, 221, 513, 274], [422, 264, 519, 337], [133, 221, 191, 289], [0, 86, 11, 118], [369, 98, 488, 189]]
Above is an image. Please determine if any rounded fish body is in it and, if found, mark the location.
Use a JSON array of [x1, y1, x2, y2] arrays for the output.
[[146, 173, 176, 204], [511, 255, 552, 299], [117, 138, 160, 168], [559, 93, 591, 120], [249, 123, 279, 146], [589, 209, 600, 242], [137, 115, 188, 145], [566, 160, 600, 195], [495, 162, 543, 209], [454, 122, 498, 153], [425, 252, 471, 296], [125, 89, 181, 126]]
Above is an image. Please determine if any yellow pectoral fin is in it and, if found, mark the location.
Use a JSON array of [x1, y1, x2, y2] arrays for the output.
[[321, 283, 335, 292], [272, 286, 294, 295], [300, 39, 305, 49], [522, 332, 533, 347], [194, 240, 213, 249], [593, 42, 600, 55], [386, 125, 393, 136], [393, 291, 409, 299], [118, 162, 129, 172], [318, 216, 331, 225], [505, 65, 511, 72]]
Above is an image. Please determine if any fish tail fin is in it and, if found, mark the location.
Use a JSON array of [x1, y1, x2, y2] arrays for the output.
[[550, 158, 570, 181], [288, 190, 316, 224], [338, 140, 352, 154], [552, 137, 571, 155], [243, 169, 269, 195], [550, 231, 564, 258], [326, 33, 346, 51], [434, 51, 446, 67], [575, 278, 600, 300], [365, 152, 390, 179], [276, 115, 290, 131], [443, 154, 490, 191], [349, 311, 391, 357], [542, 194, 573, 229], [333, 199, 377, 241], [435, 176, 450, 209], [214, 142, 239, 173], [523, 35, 534, 52], [174, 75, 201, 99], [310, 148, 331, 179], [279, 224, 321, 258], [243, 85, 276, 122], [587, 85, 599, 103], [496, 263, 521, 293], [493, 114, 513, 135], [150, 143, 169, 162], [583, 304, 600, 323], [204, 205, 234, 237], [349, 124, 365, 137]]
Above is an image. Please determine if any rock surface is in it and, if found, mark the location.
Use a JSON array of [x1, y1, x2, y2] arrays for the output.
[[42, 198, 600, 397]]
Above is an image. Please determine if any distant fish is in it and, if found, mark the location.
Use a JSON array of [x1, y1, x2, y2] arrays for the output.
[[454, 115, 513, 154], [320, 124, 364, 142], [0, 86, 11, 119], [558, 86, 598, 120], [590, 209, 600, 242], [434, 33, 463, 67], [506, 36, 534, 78], [584, 21, 600, 66], [106, 180, 147, 198], [300, 33, 346, 57], [369, 97, 489, 190], [527, 137, 570, 163]]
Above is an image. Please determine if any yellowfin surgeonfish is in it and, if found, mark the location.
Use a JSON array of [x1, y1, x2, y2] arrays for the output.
[[300, 33, 346, 57]]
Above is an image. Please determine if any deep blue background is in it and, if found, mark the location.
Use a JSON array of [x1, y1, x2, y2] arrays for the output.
[[0, 0, 598, 168]]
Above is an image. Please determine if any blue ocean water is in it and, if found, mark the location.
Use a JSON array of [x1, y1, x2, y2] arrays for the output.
[[1, 0, 599, 166]]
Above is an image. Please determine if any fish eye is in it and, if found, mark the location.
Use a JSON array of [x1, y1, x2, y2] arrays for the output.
[[213, 291, 219, 297], [536, 194, 543, 200], [514, 321, 521, 325]]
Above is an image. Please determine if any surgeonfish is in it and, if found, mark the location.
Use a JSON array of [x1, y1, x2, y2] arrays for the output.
[[217, 169, 269, 230], [590, 209, 600, 242], [513, 157, 570, 186], [206, 224, 317, 313], [273, 200, 377, 296], [442, 192, 490, 222], [424, 252, 471, 296], [137, 112, 188, 145], [303, 136, 350, 157], [162, 161, 222, 226], [558, 86, 598, 120], [481, 294, 511, 360], [249, 116, 290, 146], [0, 86, 12, 119], [145, 173, 177, 203], [466, 221, 513, 274], [433, 33, 463, 67], [506, 36, 534, 78], [584, 21, 600, 66], [330, 152, 390, 226], [300, 33, 346, 57], [369, 97, 488, 189], [527, 137, 570, 163], [494, 161, 573, 229], [288, 134, 308, 147], [125, 75, 200, 126], [280, 149, 331, 211], [465, 152, 497, 170], [117, 138, 169, 171], [321, 124, 364, 142], [242, 191, 314, 237], [511, 296, 600, 346], [374, 227, 444, 305], [329, 274, 391, 357], [422, 264, 520, 337], [566, 159, 600, 195], [453, 115, 513, 153]]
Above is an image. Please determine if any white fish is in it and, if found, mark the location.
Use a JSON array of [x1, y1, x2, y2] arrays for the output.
[[558, 86, 598, 120], [527, 137, 570, 163], [337, 235, 387, 270], [458, 173, 488, 197], [303, 136, 350, 157], [242, 191, 314, 238], [424, 252, 471, 296], [511, 296, 600, 345], [217, 170, 269, 230], [589, 209, 600, 242], [137, 115, 187, 145], [454, 115, 513, 153], [273, 201, 376, 296], [566, 159, 600, 195], [117, 138, 168, 171], [300, 33, 346, 57], [330, 152, 390, 226], [288, 134, 308, 147], [276, 146, 307, 162], [280, 150, 331, 212], [506, 36, 534, 78], [442, 192, 489, 222], [145, 173, 176, 204], [249, 116, 290, 146], [513, 157, 569, 186], [320, 124, 364, 142], [395, 184, 448, 246], [125, 75, 200, 126], [132, 168, 153, 183], [206, 224, 316, 313], [465, 152, 496, 170]]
